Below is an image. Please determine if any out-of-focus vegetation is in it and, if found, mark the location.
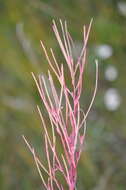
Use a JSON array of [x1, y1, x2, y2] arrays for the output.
[[0, 0, 126, 189]]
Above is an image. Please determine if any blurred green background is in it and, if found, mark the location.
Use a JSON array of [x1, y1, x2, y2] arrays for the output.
[[0, 0, 126, 189]]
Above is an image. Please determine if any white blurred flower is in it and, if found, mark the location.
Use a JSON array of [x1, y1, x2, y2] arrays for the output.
[[105, 65, 118, 81], [72, 42, 83, 59], [95, 44, 113, 59], [117, 2, 126, 16], [104, 88, 121, 111], [2, 96, 32, 112]]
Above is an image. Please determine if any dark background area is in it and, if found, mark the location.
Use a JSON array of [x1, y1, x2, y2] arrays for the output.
[[0, 0, 126, 189]]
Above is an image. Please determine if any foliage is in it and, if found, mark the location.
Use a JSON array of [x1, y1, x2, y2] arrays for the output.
[[0, 0, 126, 189]]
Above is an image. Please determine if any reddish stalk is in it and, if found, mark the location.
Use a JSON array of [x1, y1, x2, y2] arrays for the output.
[[23, 20, 98, 190]]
